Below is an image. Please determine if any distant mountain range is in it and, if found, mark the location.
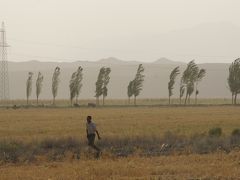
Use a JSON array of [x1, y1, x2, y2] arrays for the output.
[[97, 57, 185, 65], [153, 57, 185, 65], [73, 22, 240, 63], [7, 57, 231, 100]]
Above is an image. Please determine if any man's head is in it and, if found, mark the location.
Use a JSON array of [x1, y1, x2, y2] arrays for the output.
[[87, 116, 92, 123]]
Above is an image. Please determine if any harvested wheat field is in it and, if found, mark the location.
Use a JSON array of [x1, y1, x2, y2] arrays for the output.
[[0, 106, 240, 179], [1, 152, 240, 180]]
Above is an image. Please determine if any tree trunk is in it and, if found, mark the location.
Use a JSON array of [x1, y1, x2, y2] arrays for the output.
[[134, 96, 136, 106], [96, 97, 100, 106], [179, 97, 182, 105], [53, 96, 55, 105], [128, 97, 130, 105], [234, 93, 237, 105], [37, 96, 39, 105], [103, 95, 105, 106], [232, 93, 234, 105], [195, 83, 198, 105], [184, 93, 188, 105], [27, 97, 29, 105], [168, 95, 171, 105], [188, 95, 191, 104], [75, 96, 78, 105], [195, 94, 198, 105]]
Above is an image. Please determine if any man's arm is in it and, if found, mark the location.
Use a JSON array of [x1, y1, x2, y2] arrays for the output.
[[96, 130, 101, 140]]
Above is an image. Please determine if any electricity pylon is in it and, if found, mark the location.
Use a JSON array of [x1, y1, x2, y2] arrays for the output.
[[0, 22, 10, 100]]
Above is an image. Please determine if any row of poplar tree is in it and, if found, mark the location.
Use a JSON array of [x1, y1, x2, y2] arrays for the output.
[[166, 58, 240, 105], [166, 58, 240, 106], [26, 65, 144, 106], [25, 61, 205, 106], [25, 58, 240, 106]]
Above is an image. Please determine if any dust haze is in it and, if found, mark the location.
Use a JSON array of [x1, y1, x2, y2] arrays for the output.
[[1, 0, 240, 63], [1, 0, 239, 99]]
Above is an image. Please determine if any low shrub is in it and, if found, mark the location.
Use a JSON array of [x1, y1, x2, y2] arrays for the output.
[[232, 129, 240, 137], [230, 129, 240, 147], [208, 127, 222, 137]]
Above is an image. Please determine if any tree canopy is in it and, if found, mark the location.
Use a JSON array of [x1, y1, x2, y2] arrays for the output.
[[228, 58, 240, 104]]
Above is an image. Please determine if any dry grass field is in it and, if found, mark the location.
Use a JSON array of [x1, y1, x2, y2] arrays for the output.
[[0, 106, 240, 179]]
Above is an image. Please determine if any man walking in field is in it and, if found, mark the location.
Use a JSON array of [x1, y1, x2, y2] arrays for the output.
[[86, 116, 101, 158]]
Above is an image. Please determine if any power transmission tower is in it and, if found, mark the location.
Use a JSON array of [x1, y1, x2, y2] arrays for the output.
[[0, 22, 10, 101]]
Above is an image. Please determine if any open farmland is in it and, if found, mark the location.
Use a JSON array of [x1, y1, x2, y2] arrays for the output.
[[0, 106, 240, 140], [0, 106, 240, 179]]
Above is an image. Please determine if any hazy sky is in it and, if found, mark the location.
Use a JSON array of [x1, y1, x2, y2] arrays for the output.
[[1, 0, 240, 63]]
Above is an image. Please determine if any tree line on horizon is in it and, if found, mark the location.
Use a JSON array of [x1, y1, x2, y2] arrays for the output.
[[24, 58, 240, 106], [168, 60, 206, 105]]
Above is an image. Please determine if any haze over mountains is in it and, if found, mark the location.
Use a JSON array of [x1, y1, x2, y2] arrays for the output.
[[6, 22, 239, 100], [137, 22, 240, 63], [111, 22, 240, 63], [8, 22, 240, 63], [8, 57, 230, 100]]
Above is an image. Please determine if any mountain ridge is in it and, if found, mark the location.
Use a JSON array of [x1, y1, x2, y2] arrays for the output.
[[8, 57, 231, 65]]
